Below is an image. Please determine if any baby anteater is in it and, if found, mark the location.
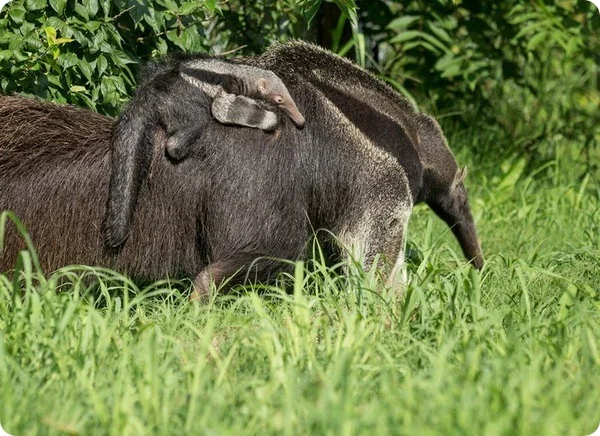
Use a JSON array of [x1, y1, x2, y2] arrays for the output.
[[167, 58, 305, 159]]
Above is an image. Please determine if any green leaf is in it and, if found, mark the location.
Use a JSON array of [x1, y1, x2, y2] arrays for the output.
[[179, 2, 199, 15], [176, 28, 194, 50], [162, 0, 179, 12], [435, 53, 462, 72], [57, 52, 79, 69], [87, 0, 99, 17], [299, 0, 321, 27], [54, 37, 73, 45], [100, 0, 111, 18], [128, 3, 150, 25], [390, 30, 450, 53], [100, 75, 116, 99], [8, 6, 26, 24], [387, 16, 420, 31], [440, 62, 462, 78], [526, 31, 548, 52], [112, 76, 126, 94], [49, 0, 67, 15], [155, 38, 168, 55], [427, 22, 453, 44], [70, 85, 87, 93], [403, 40, 440, 54], [143, 8, 162, 33], [83, 21, 102, 32], [74, 3, 90, 21], [45, 27, 57, 45], [19, 21, 36, 37], [204, 0, 218, 14], [90, 28, 106, 52], [7, 36, 26, 53], [0, 50, 14, 62], [332, 0, 357, 26], [96, 55, 108, 76], [25, 0, 46, 11], [47, 74, 62, 88], [78, 61, 93, 82]]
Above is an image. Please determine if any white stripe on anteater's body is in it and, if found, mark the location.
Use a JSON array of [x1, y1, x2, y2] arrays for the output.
[[180, 72, 278, 131], [179, 71, 221, 98], [258, 42, 423, 202], [258, 44, 417, 288]]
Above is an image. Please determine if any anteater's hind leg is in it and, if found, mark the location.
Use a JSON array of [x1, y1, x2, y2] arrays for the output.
[[189, 255, 298, 302], [190, 262, 228, 302]]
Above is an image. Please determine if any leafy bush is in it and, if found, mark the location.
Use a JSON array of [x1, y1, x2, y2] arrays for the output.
[[0, 0, 219, 114], [0, 0, 359, 115], [348, 0, 599, 163]]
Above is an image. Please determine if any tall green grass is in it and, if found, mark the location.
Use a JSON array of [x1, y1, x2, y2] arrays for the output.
[[1, 143, 599, 435]]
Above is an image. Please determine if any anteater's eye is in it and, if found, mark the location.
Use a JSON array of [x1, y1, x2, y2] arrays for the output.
[[274, 96, 284, 104]]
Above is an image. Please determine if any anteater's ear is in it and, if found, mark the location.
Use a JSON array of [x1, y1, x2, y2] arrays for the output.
[[458, 166, 468, 183], [257, 78, 268, 95], [452, 166, 467, 191]]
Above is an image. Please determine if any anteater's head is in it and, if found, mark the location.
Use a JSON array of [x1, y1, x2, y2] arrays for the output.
[[257, 72, 305, 129], [417, 115, 484, 270]]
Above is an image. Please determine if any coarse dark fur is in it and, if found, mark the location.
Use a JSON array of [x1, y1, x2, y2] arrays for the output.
[[0, 95, 303, 283], [0, 96, 197, 279]]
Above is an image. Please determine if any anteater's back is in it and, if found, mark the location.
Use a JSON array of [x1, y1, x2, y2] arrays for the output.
[[0, 96, 200, 278], [0, 96, 113, 272]]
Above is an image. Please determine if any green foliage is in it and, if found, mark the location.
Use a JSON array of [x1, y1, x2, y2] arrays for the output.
[[350, 0, 600, 163], [0, 0, 225, 114], [1, 142, 599, 434]]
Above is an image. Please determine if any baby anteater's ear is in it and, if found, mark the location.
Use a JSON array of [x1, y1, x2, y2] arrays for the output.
[[257, 78, 268, 95]]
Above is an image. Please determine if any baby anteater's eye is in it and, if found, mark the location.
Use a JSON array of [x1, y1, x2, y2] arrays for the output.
[[273, 95, 284, 104]]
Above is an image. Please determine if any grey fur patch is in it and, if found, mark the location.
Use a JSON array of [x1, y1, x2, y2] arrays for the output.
[[185, 59, 278, 85], [183, 71, 279, 130], [180, 72, 220, 98]]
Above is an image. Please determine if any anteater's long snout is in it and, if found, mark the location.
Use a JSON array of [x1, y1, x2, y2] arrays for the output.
[[429, 199, 484, 270], [281, 101, 305, 129], [453, 221, 484, 270]]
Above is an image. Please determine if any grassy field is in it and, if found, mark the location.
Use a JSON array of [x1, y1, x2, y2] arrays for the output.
[[0, 136, 599, 435]]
